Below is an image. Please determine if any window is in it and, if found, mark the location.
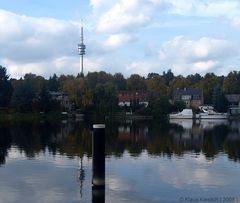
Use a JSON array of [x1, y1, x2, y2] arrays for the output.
[[193, 95, 199, 100], [182, 95, 191, 100]]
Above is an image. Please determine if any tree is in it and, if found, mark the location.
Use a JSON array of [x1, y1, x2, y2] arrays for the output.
[[62, 77, 92, 110], [223, 71, 240, 94], [0, 66, 13, 108], [92, 82, 118, 114], [86, 71, 113, 89], [163, 69, 174, 85], [171, 100, 186, 113], [146, 75, 167, 96], [147, 72, 160, 79], [39, 84, 51, 112], [196, 73, 221, 104], [187, 73, 202, 85], [148, 95, 171, 118], [48, 74, 59, 91], [127, 74, 146, 91], [212, 85, 228, 112], [113, 73, 126, 91], [11, 81, 35, 112], [24, 73, 46, 93], [169, 75, 191, 90]]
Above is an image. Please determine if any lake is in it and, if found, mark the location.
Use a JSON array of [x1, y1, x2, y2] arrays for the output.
[[0, 118, 240, 203]]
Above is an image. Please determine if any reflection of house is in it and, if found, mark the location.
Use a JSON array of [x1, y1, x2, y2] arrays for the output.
[[118, 125, 148, 142], [49, 91, 72, 110], [172, 88, 203, 108], [117, 91, 150, 107], [226, 94, 240, 115]]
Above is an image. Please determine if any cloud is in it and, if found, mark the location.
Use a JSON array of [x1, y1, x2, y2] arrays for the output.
[[0, 9, 79, 62], [126, 61, 159, 76], [159, 36, 237, 75], [97, 0, 150, 33], [90, 0, 106, 8], [1, 56, 107, 79], [103, 33, 136, 49], [96, 0, 159, 33], [167, 0, 240, 18], [232, 17, 240, 28], [92, 0, 240, 34], [90, 0, 115, 9], [0, 9, 83, 78], [1, 0, 240, 79]]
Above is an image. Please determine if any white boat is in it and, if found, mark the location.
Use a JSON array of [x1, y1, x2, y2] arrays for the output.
[[198, 106, 228, 119], [169, 109, 193, 119]]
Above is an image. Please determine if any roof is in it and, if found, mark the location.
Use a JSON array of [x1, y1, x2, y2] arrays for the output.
[[172, 88, 202, 97], [118, 91, 150, 102]]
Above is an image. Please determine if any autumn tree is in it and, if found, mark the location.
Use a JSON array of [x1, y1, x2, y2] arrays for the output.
[[62, 77, 92, 110], [127, 74, 146, 91], [169, 75, 191, 94], [92, 82, 118, 114], [196, 73, 222, 104], [86, 71, 113, 89], [146, 75, 167, 96], [223, 71, 240, 94], [24, 73, 46, 93]]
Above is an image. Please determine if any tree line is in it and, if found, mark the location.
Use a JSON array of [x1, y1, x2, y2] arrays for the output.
[[1, 65, 240, 116]]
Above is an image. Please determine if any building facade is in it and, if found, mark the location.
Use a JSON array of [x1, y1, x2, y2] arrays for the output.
[[172, 88, 204, 109], [117, 91, 150, 107]]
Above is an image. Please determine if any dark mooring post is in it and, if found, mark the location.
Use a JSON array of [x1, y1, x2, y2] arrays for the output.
[[92, 124, 105, 203]]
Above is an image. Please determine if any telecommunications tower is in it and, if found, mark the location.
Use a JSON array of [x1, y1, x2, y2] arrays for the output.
[[78, 23, 86, 76]]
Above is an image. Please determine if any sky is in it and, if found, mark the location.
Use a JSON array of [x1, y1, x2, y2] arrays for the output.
[[0, 0, 240, 79]]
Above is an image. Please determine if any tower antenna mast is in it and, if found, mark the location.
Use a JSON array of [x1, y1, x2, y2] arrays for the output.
[[78, 20, 86, 76]]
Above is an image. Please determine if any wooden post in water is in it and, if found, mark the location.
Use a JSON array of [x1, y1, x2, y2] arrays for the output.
[[92, 124, 105, 203]]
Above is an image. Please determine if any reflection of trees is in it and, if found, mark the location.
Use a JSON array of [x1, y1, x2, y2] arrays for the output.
[[223, 124, 240, 162], [201, 125, 229, 159], [1, 119, 240, 165], [105, 120, 150, 157], [0, 126, 11, 165], [0, 120, 92, 164], [147, 122, 174, 157], [112, 120, 240, 162]]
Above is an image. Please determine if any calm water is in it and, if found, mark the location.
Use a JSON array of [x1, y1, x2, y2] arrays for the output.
[[0, 119, 240, 203]]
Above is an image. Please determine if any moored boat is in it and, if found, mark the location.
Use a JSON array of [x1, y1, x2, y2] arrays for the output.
[[198, 106, 228, 119], [169, 109, 193, 119]]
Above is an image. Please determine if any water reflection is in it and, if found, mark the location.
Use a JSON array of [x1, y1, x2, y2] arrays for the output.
[[168, 119, 240, 161], [0, 121, 92, 166], [1, 119, 240, 202], [1, 119, 240, 166]]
